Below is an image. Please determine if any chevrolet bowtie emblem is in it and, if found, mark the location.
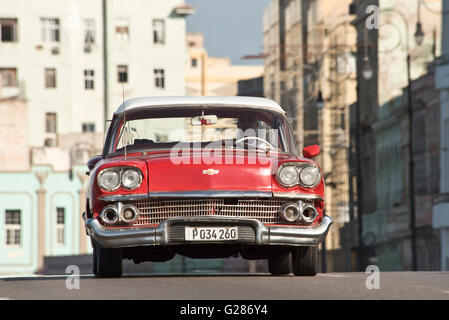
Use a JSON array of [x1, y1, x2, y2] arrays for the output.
[[202, 169, 220, 176]]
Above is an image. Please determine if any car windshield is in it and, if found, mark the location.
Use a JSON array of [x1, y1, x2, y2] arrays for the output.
[[106, 107, 296, 155]]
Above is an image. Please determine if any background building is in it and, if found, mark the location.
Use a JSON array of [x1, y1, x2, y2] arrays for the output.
[[364, 68, 441, 270], [0, 0, 192, 149], [0, 0, 192, 275], [237, 76, 264, 97], [347, 0, 443, 271], [185, 32, 263, 96], [0, 91, 91, 274], [433, 0, 449, 271], [378, 0, 442, 106], [262, 0, 445, 272], [263, 0, 357, 271], [0, 91, 28, 171]]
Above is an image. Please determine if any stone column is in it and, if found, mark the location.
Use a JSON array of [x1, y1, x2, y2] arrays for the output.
[[35, 172, 48, 272], [201, 52, 207, 96], [77, 171, 88, 254]]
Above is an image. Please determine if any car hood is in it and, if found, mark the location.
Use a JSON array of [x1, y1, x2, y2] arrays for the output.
[[140, 151, 281, 193]]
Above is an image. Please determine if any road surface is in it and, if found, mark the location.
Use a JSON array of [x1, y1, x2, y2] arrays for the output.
[[1, 272, 449, 300]]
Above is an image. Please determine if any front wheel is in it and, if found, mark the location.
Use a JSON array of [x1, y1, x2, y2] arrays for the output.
[[268, 251, 292, 275], [292, 246, 317, 276], [93, 242, 123, 278]]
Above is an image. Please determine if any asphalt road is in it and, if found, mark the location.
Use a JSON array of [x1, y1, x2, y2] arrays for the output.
[[1, 272, 449, 300]]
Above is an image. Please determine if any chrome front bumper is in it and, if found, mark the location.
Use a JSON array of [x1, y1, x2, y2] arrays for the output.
[[85, 216, 333, 248]]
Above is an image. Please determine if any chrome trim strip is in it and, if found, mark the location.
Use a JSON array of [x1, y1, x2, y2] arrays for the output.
[[272, 192, 324, 201], [98, 194, 148, 201], [148, 191, 273, 198], [99, 191, 323, 201], [85, 216, 333, 248], [268, 216, 333, 245], [85, 218, 157, 247]]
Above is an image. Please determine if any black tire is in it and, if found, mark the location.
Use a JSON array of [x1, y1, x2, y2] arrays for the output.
[[93, 242, 123, 278], [91, 239, 97, 274], [292, 246, 317, 276], [92, 247, 97, 275], [268, 251, 292, 275]]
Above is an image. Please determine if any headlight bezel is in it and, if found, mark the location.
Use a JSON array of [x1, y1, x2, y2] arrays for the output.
[[276, 164, 300, 188], [276, 162, 321, 189], [298, 165, 321, 188], [121, 168, 143, 190], [97, 169, 121, 192], [97, 166, 143, 192]]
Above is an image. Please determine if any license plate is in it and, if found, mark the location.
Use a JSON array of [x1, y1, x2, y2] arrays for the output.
[[185, 227, 238, 241]]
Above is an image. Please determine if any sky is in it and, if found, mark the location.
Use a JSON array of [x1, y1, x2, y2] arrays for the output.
[[186, 0, 272, 65]]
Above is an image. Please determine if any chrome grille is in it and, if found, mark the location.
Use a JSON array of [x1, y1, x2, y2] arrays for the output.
[[121, 197, 313, 226]]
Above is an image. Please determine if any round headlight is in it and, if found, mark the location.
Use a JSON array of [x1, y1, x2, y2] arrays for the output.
[[98, 170, 120, 191], [121, 169, 142, 189], [277, 165, 299, 187], [299, 166, 320, 187]]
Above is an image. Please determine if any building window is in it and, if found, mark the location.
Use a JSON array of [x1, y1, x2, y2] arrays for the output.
[[0, 68, 18, 87], [270, 78, 275, 99], [82, 123, 95, 133], [154, 69, 165, 89], [84, 70, 94, 90], [44, 138, 56, 147], [337, 53, 356, 74], [153, 19, 165, 44], [41, 18, 60, 42], [84, 19, 95, 45], [45, 112, 57, 133], [56, 207, 65, 246], [5, 210, 21, 247], [45, 68, 56, 88], [115, 19, 129, 40], [118, 65, 128, 83], [0, 18, 18, 42], [191, 58, 198, 68]]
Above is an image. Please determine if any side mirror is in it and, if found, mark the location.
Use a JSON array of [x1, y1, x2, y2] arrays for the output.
[[87, 155, 102, 172], [303, 145, 320, 158]]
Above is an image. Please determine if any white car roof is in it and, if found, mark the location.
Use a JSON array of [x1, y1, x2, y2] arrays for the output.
[[114, 96, 286, 115]]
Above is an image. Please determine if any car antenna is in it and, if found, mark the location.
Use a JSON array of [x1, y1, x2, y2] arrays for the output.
[[122, 82, 127, 159]]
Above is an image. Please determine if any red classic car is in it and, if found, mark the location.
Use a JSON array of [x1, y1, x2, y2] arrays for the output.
[[83, 96, 332, 277]]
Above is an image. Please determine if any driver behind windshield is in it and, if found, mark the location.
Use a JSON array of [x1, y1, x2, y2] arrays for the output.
[[237, 114, 258, 139], [235, 114, 268, 150]]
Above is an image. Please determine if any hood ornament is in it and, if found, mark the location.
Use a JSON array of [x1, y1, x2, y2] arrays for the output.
[[202, 169, 220, 176]]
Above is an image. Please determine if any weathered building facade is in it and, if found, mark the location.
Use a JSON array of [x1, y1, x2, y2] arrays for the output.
[[185, 32, 263, 96], [263, 0, 357, 271], [0, 0, 192, 148], [345, 0, 443, 271], [364, 69, 441, 270], [433, 0, 449, 271]]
